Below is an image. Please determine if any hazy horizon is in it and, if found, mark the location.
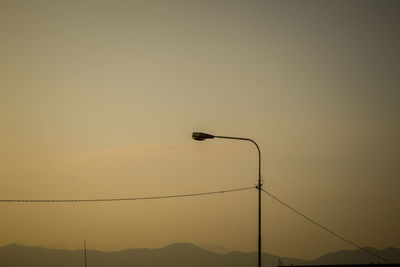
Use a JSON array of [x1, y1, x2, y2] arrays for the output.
[[1, 0, 399, 260], [2, 241, 399, 260]]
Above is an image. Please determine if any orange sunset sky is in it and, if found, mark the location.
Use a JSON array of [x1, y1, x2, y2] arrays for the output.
[[1, 0, 399, 260]]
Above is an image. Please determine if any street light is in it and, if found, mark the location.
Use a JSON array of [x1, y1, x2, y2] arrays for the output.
[[191, 132, 262, 267]]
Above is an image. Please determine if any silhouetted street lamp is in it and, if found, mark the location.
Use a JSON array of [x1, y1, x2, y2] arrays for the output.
[[191, 132, 262, 267]]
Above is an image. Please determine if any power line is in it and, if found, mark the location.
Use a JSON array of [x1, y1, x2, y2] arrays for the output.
[[1, 182, 394, 263], [0, 186, 255, 203], [261, 188, 395, 264]]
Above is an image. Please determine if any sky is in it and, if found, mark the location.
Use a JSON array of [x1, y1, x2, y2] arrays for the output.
[[0, 0, 399, 260]]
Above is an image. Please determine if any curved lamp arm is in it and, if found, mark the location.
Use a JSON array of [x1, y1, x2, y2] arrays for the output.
[[191, 132, 262, 267]]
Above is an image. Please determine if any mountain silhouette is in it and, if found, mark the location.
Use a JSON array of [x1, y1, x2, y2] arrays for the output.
[[0, 243, 398, 267], [313, 246, 400, 265]]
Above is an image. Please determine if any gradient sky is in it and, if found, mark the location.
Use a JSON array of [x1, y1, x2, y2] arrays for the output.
[[0, 0, 399, 260]]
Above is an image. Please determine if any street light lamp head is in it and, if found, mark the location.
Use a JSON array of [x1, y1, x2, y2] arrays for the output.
[[192, 132, 215, 141]]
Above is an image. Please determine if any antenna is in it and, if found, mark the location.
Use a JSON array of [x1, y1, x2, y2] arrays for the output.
[[84, 240, 87, 267]]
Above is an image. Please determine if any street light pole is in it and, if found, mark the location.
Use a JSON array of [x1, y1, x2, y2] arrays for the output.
[[192, 132, 262, 267]]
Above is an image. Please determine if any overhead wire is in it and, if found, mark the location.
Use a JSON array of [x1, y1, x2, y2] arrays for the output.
[[261, 187, 395, 264], [0, 186, 255, 203], [0, 180, 394, 263]]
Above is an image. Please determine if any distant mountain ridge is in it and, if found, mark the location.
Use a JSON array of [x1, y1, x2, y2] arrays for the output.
[[312, 246, 400, 265], [0, 242, 398, 267]]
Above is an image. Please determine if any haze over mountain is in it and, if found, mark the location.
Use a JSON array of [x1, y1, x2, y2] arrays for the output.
[[0, 243, 398, 267]]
